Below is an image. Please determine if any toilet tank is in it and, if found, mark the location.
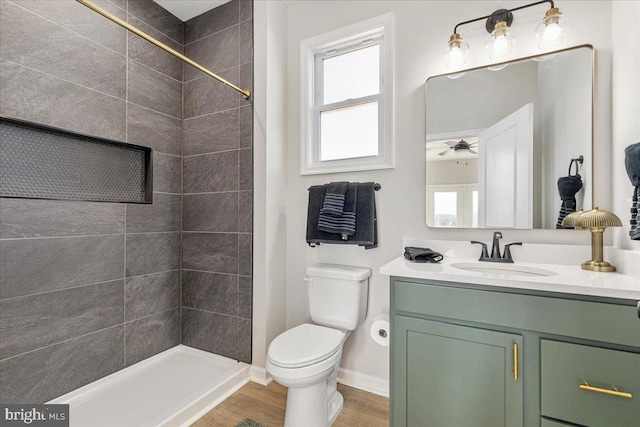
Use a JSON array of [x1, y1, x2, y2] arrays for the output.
[[306, 264, 371, 331]]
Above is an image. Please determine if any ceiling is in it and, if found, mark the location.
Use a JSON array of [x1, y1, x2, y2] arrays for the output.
[[154, 0, 231, 22]]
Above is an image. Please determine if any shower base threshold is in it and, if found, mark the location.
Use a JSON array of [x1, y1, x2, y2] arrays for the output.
[[49, 344, 250, 427]]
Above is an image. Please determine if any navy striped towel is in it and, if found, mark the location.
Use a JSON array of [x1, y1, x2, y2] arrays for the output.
[[318, 183, 357, 239], [555, 174, 582, 229], [626, 142, 640, 240], [306, 182, 377, 249], [319, 182, 349, 217]]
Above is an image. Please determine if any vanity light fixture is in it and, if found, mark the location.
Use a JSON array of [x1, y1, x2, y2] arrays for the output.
[[445, 0, 569, 68], [563, 207, 622, 272]]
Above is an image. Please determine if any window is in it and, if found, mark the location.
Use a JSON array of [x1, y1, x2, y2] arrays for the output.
[[300, 14, 394, 175], [427, 184, 478, 228]]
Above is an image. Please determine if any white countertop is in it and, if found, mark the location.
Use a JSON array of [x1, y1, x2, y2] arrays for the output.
[[380, 255, 640, 300]]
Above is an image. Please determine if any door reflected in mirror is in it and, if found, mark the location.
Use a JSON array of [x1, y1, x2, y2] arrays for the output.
[[425, 45, 593, 229]]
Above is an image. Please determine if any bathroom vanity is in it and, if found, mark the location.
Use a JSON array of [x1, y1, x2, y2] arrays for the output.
[[381, 256, 640, 427]]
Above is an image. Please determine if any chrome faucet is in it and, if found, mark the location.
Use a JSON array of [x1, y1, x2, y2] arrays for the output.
[[471, 232, 522, 263]]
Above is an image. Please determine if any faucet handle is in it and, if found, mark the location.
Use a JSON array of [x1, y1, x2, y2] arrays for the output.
[[471, 241, 489, 260], [503, 242, 523, 263]]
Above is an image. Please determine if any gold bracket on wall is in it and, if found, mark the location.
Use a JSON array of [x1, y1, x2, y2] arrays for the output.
[[75, 0, 251, 99]]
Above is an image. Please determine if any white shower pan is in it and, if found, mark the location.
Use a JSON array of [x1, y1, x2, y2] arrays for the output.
[[48, 345, 250, 427]]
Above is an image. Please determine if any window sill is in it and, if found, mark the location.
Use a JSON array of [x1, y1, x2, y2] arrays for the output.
[[301, 160, 394, 176]]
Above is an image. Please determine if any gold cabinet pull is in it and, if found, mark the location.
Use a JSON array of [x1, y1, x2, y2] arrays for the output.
[[579, 382, 633, 399], [513, 343, 518, 380]]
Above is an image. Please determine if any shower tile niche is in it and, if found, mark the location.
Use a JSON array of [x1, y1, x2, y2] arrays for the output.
[[0, 117, 153, 204]]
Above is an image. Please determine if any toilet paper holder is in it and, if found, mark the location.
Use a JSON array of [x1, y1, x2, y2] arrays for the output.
[[370, 314, 390, 346]]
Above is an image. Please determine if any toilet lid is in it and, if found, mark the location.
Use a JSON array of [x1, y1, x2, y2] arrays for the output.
[[268, 324, 345, 368]]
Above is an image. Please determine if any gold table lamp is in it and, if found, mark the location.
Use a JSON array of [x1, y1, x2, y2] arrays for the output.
[[563, 207, 622, 272]]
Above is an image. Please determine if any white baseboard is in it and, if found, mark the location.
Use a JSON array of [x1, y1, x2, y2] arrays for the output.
[[250, 365, 273, 386], [337, 368, 389, 397]]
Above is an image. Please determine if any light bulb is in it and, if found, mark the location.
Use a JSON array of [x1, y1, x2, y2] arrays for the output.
[[494, 35, 509, 53], [444, 33, 469, 69], [485, 21, 515, 60], [535, 7, 569, 49], [448, 46, 464, 67], [543, 22, 561, 42]]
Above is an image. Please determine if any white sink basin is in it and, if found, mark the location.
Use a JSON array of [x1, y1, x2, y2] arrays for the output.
[[450, 262, 557, 277]]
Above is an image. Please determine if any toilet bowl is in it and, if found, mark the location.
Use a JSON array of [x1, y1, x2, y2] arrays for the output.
[[266, 264, 371, 427], [266, 324, 347, 427]]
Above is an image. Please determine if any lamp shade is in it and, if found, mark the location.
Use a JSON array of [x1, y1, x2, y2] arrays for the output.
[[535, 7, 569, 49], [444, 33, 470, 69], [485, 21, 515, 59], [561, 209, 584, 229], [576, 207, 622, 229]]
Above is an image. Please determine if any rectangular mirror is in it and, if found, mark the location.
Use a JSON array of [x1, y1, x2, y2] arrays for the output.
[[425, 45, 593, 229]]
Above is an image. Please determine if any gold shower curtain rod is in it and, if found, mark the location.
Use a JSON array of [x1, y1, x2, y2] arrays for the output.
[[75, 0, 251, 99]]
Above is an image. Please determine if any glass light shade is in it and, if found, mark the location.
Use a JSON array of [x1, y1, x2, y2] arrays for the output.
[[485, 21, 515, 60], [535, 7, 569, 49], [444, 33, 470, 69]]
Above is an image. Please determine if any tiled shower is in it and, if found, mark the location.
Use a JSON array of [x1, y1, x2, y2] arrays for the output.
[[0, 0, 253, 404]]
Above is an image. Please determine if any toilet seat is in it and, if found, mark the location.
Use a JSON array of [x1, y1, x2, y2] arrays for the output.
[[267, 323, 346, 368]]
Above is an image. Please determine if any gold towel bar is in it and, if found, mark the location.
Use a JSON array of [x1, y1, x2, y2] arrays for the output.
[[75, 0, 251, 99], [579, 382, 633, 399]]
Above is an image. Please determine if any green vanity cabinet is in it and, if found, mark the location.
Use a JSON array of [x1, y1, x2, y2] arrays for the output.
[[390, 277, 640, 427], [393, 315, 523, 427]]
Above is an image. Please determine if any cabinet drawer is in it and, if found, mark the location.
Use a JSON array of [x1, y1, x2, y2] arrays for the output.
[[541, 340, 640, 427], [393, 280, 640, 347]]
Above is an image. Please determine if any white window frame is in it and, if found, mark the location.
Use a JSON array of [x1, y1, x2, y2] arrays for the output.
[[300, 13, 394, 175]]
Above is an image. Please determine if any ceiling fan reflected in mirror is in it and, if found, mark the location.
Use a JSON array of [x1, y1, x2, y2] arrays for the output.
[[426, 136, 479, 165], [432, 139, 478, 156]]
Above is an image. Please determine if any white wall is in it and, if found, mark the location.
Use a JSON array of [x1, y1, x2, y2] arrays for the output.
[[252, 0, 288, 372], [280, 0, 614, 390], [612, 1, 640, 251], [253, 1, 640, 392]]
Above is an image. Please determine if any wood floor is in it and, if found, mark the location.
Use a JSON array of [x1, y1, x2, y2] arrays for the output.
[[192, 381, 389, 427]]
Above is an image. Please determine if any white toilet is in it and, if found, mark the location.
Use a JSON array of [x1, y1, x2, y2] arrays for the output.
[[266, 264, 371, 427]]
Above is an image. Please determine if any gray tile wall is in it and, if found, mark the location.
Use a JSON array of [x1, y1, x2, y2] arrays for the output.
[[0, 0, 253, 403], [182, 0, 253, 364], [0, 0, 182, 403]]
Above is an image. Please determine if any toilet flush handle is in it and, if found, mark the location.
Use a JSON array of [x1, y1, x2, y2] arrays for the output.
[[303, 277, 313, 282]]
